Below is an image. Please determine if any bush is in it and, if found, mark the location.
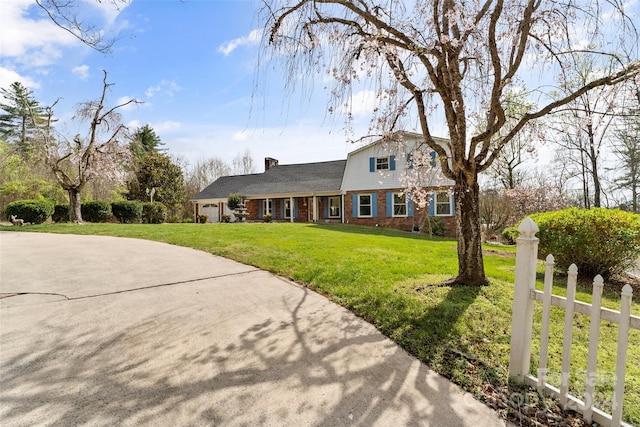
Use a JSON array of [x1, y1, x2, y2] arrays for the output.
[[198, 214, 208, 223], [263, 213, 272, 223], [5, 199, 54, 224], [52, 204, 69, 223], [423, 216, 446, 236], [111, 201, 143, 224], [80, 201, 112, 223], [142, 202, 167, 224], [501, 226, 519, 245], [227, 193, 243, 211], [221, 214, 231, 223], [528, 208, 640, 279], [183, 217, 194, 223]]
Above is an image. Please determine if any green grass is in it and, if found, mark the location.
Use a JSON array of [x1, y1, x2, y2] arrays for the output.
[[5, 222, 639, 425]]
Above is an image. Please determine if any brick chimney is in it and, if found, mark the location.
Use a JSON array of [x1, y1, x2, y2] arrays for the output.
[[265, 157, 279, 171]]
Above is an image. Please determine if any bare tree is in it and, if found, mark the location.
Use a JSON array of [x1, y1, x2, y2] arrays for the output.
[[34, 0, 127, 53], [611, 84, 640, 212], [545, 54, 624, 208], [39, 71, 140, 223], [232, 149, 256, 175], [262, 0, 640, 285], [188, 157, 231, 191]]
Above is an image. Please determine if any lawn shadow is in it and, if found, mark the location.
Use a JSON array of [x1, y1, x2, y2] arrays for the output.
[[0, 283, 501, 426], [310, 222, 456, 243]]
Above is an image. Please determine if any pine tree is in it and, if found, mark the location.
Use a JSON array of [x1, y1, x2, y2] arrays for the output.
[[130, 124, 165, 160], [0, 82, 46, 157]]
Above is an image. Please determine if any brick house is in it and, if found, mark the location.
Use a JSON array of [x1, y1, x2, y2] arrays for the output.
[[191, 132, 456, 235]]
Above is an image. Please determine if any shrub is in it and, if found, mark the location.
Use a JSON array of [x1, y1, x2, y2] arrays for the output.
[[81, 201, 112, 223], [221, 214, 232, 223], [423, 216, 446, 236], [183, 217, 194, 223], [5, 199, 54, 224], [263, 213, 272, 223], [501, 226, 519, 245], [142, 202, 167, 224], [111, 201, 143, 224], [198, 214, 208, 223], [52, 204, 70, 223], [227, 193, 243, 211], [528, 208, 640, 279]]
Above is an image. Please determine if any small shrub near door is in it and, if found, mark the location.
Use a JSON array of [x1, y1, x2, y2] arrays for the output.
[[263, 213, 272, 223], [221, 214, 231, 223], [4, 199, 54, 224], [81, 201, 112, 223], [529, 207, 640, 279], [198, 214, 208, 224]]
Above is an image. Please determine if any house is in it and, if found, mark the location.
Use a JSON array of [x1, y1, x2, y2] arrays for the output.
[[191, 132, 456, 235]]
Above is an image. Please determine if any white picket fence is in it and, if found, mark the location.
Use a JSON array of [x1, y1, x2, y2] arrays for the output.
[[508, 218, 639, 427]]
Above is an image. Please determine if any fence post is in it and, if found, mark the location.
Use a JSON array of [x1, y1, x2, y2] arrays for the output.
[[509, 217, 539, 382]]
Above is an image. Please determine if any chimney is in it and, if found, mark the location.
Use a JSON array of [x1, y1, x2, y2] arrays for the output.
[[265, 157, 279, 171]]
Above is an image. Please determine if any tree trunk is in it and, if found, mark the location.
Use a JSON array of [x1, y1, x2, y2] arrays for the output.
[[68, 188, 82, 223], [447, 173, 489, 286], [587, 125, 601, 208]]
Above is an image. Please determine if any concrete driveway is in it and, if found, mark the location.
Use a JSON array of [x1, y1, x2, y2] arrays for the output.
[[0, 231, 507, 426]]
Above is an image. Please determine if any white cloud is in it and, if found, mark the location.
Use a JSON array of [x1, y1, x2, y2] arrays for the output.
[[153, 120, 182, 132], [232, 130, 249, 141], [341, 90, 377, 117], [145, 79, 181, 98], [72, 64, 90, 80], [0, 0, 78, 66], [218, 28, 263, 56], [0, 67, 40, 92]]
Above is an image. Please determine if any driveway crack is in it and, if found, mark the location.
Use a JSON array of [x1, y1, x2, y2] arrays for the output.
[[1, 269, 261, 302]]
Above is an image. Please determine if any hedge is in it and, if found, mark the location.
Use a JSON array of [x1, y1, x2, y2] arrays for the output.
[[4, 199, 54, 224], [142, 202, 167, 224], [528, 208, 640, 279], [52, 204, 70, 223], [111, 201, 143, 224], [81, 201, 112, 223]]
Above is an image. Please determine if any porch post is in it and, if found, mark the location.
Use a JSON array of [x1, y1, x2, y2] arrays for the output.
[[290, 197, 294, 223], [341, 194, 345, 223], [313, 195, 318, 222]]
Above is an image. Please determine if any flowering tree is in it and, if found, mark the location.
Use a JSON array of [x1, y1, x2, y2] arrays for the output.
[[40, 71, 138, 223], [263, 0, 640, 285]]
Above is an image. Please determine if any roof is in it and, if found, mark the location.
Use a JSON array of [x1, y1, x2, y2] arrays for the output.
[[192, 159, 347, 200]]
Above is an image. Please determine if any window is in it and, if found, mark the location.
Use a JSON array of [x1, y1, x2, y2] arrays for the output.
[[284, 199, 292, 218], [376, 157, 389, 170], [262, 199, 272, 215], [435, 192, 451, 216], [328, 197, 341, 218], [358, 194, 372, 217], [393, 193, 407, 216]]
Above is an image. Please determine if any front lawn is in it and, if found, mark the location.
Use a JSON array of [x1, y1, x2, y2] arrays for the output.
[[6, 222, 639, 425]]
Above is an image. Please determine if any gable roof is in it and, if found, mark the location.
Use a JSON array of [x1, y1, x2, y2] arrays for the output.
[[192, 159, 347, 200]]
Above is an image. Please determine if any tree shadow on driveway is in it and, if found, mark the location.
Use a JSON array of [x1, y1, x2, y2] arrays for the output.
[[0, 278, 503, 426]]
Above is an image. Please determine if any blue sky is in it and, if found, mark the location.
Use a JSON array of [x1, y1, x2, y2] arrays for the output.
[[0, 0, 360, 168]]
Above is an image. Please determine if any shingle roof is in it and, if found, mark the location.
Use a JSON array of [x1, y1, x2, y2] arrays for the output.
[[192, 159, 347, 200]]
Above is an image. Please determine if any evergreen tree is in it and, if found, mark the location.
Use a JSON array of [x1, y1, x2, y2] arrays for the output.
[[0, 82, 47, 157], [127, 153, 186, 218], [130, 124, 164, 160]]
